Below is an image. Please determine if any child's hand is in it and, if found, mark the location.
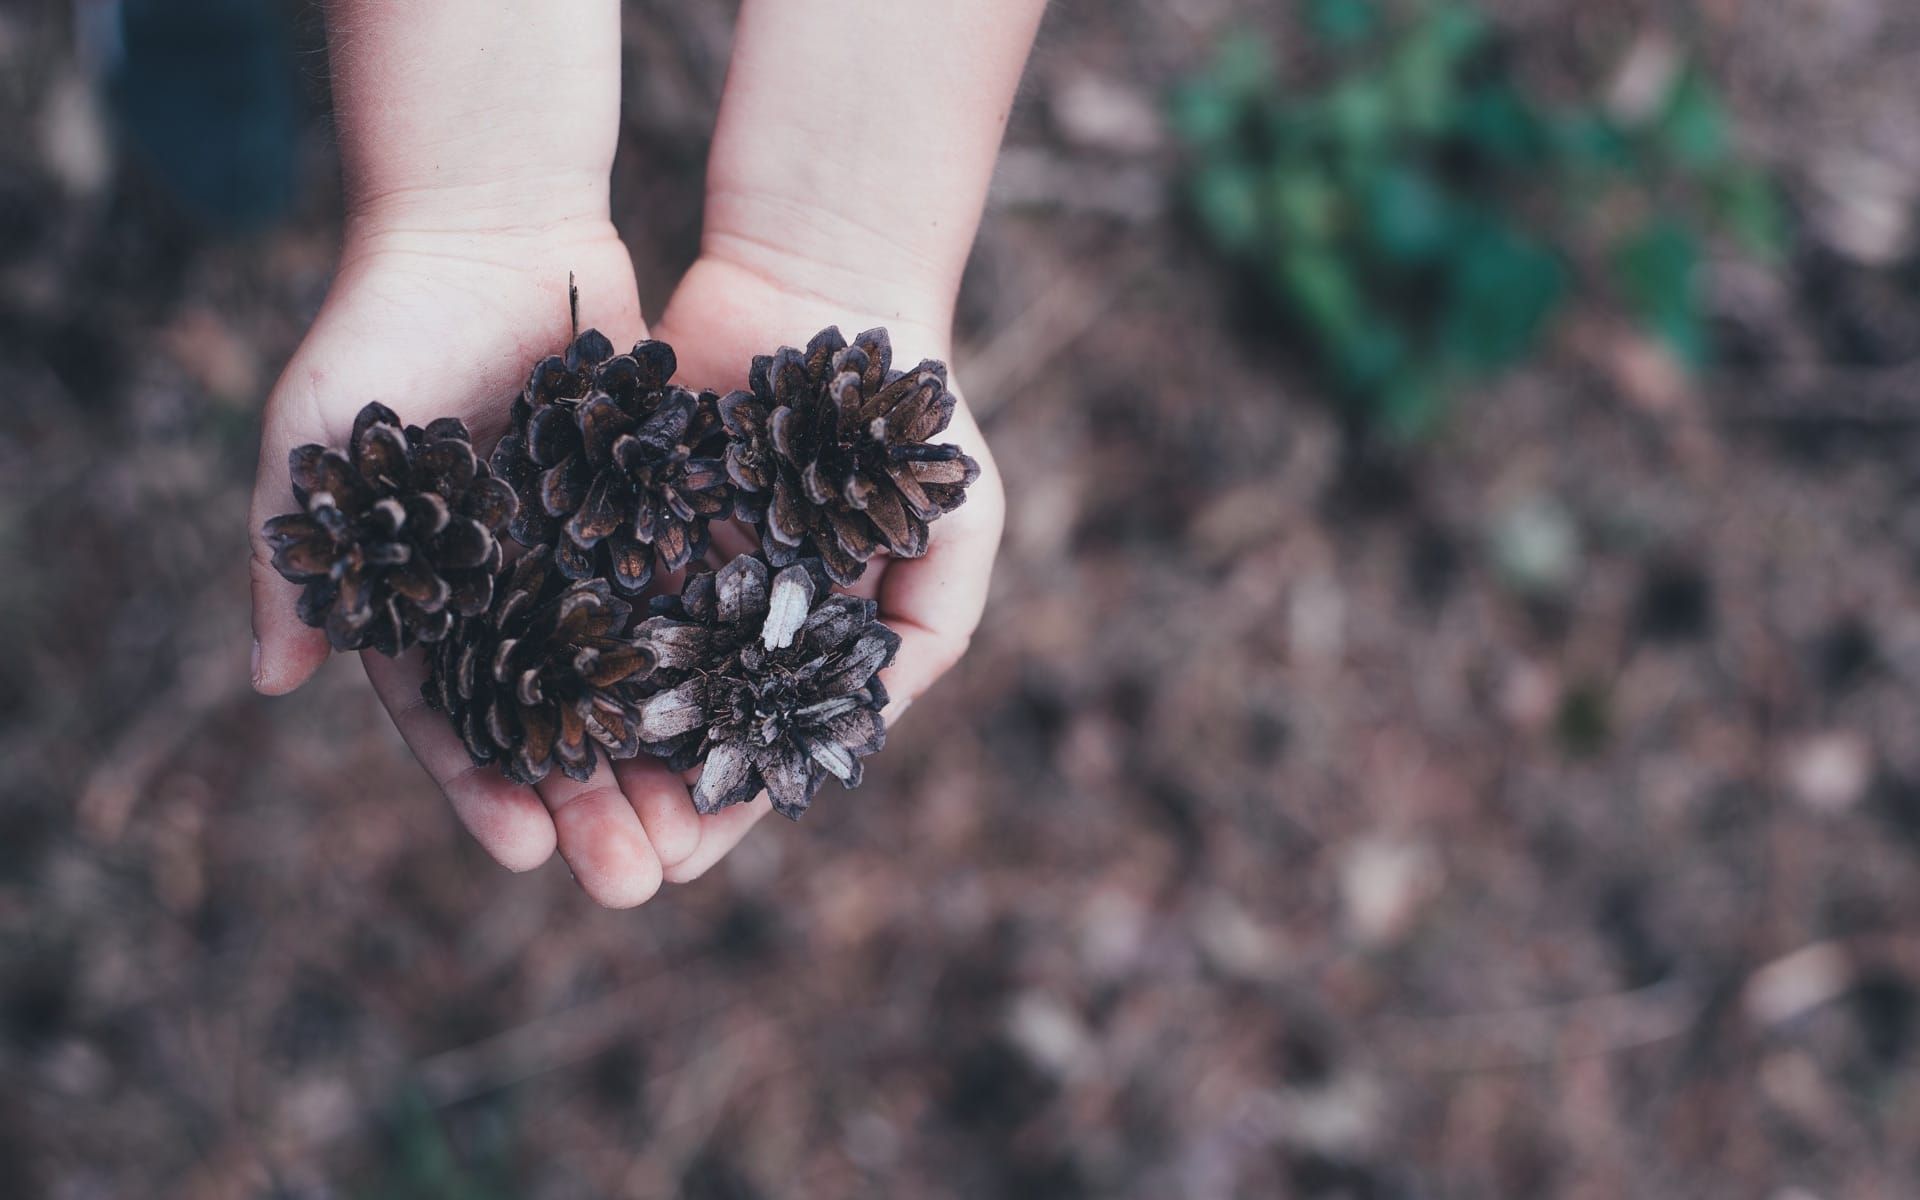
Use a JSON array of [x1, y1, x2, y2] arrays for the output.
[[246, 1, 748, 907], [247, 0, 1036, 903], [247, 238, 1004, 899], [642, 257, 1007, 872], [246, 221, 727, 905]]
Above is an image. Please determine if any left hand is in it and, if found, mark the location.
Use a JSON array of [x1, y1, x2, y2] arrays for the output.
[[640, 254, 1007, 879]]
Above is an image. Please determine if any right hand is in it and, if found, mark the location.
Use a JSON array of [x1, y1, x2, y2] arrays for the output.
[[247, 219, 717, 906]]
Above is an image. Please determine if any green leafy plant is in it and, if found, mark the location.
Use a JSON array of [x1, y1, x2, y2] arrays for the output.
[[359, 1090, 517, 1200], [1172, 1, 1786, 437]]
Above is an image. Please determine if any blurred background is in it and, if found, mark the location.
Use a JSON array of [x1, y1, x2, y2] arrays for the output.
[[5, 0, 1920, 1195]]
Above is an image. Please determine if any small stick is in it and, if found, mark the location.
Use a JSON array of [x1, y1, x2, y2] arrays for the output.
[[568, 271, 580, 338]]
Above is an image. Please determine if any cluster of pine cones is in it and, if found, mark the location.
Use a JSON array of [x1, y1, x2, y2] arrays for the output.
[[263, 326, 978, 818]]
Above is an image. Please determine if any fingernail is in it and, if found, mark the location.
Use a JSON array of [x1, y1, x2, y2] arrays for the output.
[[250, 638, 263, 687]]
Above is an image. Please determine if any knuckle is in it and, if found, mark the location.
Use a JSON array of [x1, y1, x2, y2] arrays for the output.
[[387, 685, 436, 723], [247, 545, 282, 586], [437, 761, 492, 800], [549, 783, 624, 816]]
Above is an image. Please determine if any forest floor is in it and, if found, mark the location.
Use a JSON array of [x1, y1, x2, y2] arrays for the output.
[[5, 1, 1920, 1196]]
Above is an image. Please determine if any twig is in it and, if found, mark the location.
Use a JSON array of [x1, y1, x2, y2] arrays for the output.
[[1380, 932, 1920, 1074], [76, 644, 253, 843], [413, 979, 666, 1107], [1376, 977, 1705, 1073], [622, 1020, 777, 1193]]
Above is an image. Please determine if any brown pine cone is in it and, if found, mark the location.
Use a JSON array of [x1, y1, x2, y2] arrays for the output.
[[262, 402, 515, 656], [423, 545, 658, 785], [490, 329, 733, 594], [718, 326, 979, 585], [632, 554, 898, 818]]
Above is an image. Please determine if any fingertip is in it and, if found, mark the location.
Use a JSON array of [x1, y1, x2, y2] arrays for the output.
[[614, 756, 703, 870], [498, 840, 557, 875], [875, 620, 969, 718], [592, 862, 663, 909], [660, 856, 709, 886], [475, 803, 560, 873], [250, 554, 330, 694], [360, 652, 560, 873], [251, 626, 330, 695], [547, 784, 665, 909], [440, 768, 559, 872], [663, 795, 772, 885]]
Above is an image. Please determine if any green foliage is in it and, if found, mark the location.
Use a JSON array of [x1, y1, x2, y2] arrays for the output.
[[1556, 681, 1612, 757], [1711, 166, 1787, 262], [358, 1091, 517, 1200], [1308, 0, 1380, 45], [1614, 219, 1705, 368], [1173, 2, 1788, 437], [1441, 217, 1566, 372], [1654, 68, 1728, 172]]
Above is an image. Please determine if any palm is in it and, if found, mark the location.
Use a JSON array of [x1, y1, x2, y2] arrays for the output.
[[653, 258, 1006, 718], [251, 227, 715, 903], [250, 242, 1002, 907]]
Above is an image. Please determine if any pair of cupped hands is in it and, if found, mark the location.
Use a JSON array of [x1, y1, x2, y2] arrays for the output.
[[246, 211, 1003, 907]]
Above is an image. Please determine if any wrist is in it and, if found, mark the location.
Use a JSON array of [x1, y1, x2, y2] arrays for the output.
[[342, 173, 612, 245], [652, 253, 957, 407], [322, 217, 643, 368], [338, 206, 621, 282], [326, 0, 620, 249], [697, 187, 962, 342]]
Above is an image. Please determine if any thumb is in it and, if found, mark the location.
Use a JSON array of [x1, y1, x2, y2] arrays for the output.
[[248, 358, 334, 695]]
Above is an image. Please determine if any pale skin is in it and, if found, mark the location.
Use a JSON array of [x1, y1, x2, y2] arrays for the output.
[[248, 0, 1043, 905]]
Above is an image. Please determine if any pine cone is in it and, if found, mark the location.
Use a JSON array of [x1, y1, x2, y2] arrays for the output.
[[262, 402, 515, 656], [719, 326, 979, 585], [632, 554, 899, 818], [491, 329, 733, 594], [423, 546, 658, 785]]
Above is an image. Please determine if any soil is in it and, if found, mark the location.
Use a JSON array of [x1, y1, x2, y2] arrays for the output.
[[4, 1, 1920, 1196]]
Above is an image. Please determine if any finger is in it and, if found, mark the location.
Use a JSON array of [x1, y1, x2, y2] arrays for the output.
[[871, 398, 1004, 716], [663, 795, 774, 885], [362, 651, 558, 872], [612, 755, 702, 871], [537, 759, 664, 908], [249, 358, 344, 695], [249, 538, 331, 694], [843, 552, 887, 603]]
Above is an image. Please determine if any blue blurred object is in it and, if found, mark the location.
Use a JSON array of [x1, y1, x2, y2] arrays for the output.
[[103, 0, 304, 231]]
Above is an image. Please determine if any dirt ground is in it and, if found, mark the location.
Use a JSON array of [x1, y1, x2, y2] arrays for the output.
[[5, 1, 1920, 1197]]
